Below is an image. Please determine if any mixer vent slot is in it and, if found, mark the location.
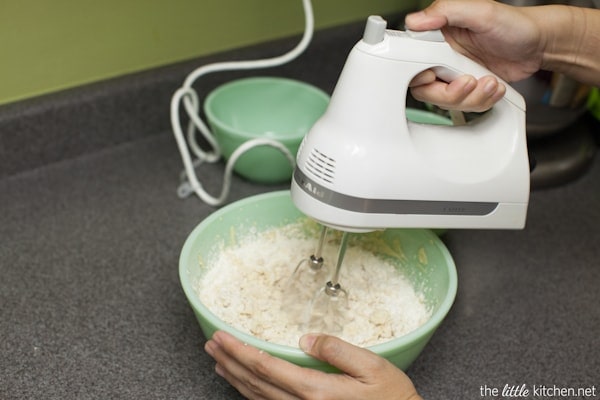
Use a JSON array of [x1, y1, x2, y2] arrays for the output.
[[305, 148, 336, 183]]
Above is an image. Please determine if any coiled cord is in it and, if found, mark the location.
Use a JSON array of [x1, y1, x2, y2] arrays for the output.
[[170, 0, 314, 206]]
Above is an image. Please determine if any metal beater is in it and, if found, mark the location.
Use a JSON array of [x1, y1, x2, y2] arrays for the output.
[[290, 225, 328, 278], [285, 226, 351, 333]]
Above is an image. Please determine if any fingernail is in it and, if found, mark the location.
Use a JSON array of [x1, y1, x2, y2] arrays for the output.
[[211, 330, 224, 345], [215, 363, 225, 378], [204, 341, 215, 357], [494, 83, 506, 100], [484, 79, 498, 94], [463, 76, 477, 93], [299, 334, 316, 352]]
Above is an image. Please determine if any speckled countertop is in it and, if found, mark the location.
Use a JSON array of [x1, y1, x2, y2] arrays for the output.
[[1, 19, 599, 400]]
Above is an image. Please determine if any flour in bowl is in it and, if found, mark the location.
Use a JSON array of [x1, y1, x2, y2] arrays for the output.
[[196, 221, 431, 348]]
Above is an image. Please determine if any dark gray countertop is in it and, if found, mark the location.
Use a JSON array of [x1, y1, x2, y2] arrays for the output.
[[1, 18, 599, 400], [2, 131, 600, 399]]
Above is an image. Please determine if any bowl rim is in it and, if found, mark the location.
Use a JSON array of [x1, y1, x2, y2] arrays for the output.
[[203, 77, 330, 143], [179, 190, 458, 360]]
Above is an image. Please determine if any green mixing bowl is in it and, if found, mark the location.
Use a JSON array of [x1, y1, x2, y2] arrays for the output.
[[179, 190, 457, 372], [204, 77, 329, 184]]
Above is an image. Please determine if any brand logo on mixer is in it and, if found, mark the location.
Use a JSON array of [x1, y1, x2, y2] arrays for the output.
[[302, 180, 325, 198], [444, 205, 466, 214]]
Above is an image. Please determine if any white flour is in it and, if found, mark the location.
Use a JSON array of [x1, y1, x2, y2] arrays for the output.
[[195, 222, 432, 348]]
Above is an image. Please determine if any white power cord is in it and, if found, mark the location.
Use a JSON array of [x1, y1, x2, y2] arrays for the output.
[[170, 0, 314, 206]]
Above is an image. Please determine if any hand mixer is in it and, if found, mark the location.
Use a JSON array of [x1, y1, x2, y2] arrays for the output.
[[288, 16, 530, 325]]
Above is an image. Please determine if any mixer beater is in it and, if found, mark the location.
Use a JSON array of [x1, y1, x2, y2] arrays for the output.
[[290, 225, 328, 278], [305, 231, 351, 331], [284, 225, 352, 333], [322, 230, 349, 299]]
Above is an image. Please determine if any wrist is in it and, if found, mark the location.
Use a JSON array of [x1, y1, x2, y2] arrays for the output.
[[537, 6, 578, 69], [533, 5, 599, 85]]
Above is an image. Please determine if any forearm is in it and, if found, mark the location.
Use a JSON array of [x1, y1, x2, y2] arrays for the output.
[[530, 5, 600, 86]]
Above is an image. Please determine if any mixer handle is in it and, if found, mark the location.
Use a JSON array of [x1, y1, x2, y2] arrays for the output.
[[326, 17, 531, 185], [359, 16, 526, 112]]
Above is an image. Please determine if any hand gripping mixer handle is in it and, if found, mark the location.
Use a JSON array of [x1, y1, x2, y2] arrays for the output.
[[291, 15, 530, 231], [334, 16, 530, 193]]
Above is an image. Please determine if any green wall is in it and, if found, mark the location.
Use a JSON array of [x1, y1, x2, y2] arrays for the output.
[[0, 0, 417, 105]]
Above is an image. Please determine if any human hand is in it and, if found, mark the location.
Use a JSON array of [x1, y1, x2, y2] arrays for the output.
[[409, 68, 506, 112], [406, 0, 544, 112], [204, 330, 422, 400]]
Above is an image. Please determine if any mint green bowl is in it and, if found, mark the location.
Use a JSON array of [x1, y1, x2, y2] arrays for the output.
[[204, 77, 330, 184], [179, 190, 457, 372]]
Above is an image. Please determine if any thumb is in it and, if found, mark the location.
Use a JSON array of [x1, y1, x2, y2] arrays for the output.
[[405, 8, 447, 32], [406, 0, 499, 32], [299, 333, 379, 378]]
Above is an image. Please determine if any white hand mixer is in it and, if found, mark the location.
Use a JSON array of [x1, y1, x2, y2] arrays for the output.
[[289, 16, 530, 320]]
